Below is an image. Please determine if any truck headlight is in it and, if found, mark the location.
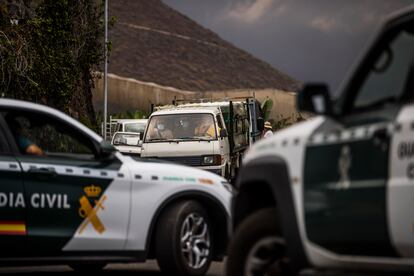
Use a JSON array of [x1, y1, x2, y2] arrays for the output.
[[202, 155, 221, 166]]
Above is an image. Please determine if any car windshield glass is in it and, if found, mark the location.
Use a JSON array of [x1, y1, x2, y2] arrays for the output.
[[144, 113, 217, 142], [125, 123, 146, 134], [113, 133, 140, 146], [353, 30, 414, 110]]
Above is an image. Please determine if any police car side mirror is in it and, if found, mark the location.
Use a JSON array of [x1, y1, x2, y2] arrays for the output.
[[138, 140, 143, 147], [99, 141, 116, 160], [297, 83, 333, 116], [220, 128, 228, 138]]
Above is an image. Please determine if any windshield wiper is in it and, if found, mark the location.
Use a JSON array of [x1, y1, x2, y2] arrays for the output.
[[148, 138, 167, 142], [193, 136, 213, 141]]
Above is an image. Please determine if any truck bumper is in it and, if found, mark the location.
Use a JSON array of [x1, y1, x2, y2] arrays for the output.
[[197, 164, 225, 176]]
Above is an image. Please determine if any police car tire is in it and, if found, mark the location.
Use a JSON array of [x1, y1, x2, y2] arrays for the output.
[[69, 262, 106, 272], [155, 200, 213, 276], [226, 208, 293, 276]]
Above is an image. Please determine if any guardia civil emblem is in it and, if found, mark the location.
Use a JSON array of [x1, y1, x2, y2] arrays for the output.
[[78, 185, 106, 234]]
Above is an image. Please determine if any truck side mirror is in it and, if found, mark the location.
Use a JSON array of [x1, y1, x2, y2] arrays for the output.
[[220, 128, 228, 138], [257, 117, 264, 132], [297, 83, 333, 115]]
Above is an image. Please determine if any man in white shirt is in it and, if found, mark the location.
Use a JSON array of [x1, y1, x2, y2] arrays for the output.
[[263, 121, 273, 138]]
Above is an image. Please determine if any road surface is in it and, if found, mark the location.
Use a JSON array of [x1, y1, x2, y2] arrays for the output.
[[0, 261, 224, 275]]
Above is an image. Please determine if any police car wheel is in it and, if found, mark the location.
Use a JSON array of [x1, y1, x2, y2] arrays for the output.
[[155, 200, 213, 276], [69, 262, 106, 271], [226, 208, 292, 276]]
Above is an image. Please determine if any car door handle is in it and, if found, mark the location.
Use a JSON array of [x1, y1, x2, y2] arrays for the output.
[[28, 167, 57, 177]]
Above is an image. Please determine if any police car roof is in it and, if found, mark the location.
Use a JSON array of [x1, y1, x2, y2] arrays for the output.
[[0, 98, 102, 142]]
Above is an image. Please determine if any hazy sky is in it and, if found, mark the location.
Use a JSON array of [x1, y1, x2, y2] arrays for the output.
[[163, 0, 413, 95]]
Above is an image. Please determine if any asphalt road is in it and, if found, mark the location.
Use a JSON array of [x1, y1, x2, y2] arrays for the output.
[[0, 261, 225, 275], [0, 261, 410, 276]]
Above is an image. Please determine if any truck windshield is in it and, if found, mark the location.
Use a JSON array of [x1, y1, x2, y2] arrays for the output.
[[144, 113, 217, 142]]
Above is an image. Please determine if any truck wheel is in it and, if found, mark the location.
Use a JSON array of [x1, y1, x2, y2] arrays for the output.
[[226, 208, 292, 276], [155, 200, 213, 276]]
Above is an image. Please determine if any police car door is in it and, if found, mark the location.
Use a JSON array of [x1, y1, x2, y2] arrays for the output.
[[2, 109, 130, 255], [304, 23, 414, 257], [0, 115, 27, 256]]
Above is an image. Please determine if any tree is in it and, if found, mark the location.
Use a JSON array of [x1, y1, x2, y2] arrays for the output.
[[0, 0, 106, 129]]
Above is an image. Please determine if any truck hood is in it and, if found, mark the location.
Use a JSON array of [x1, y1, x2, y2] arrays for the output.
[[141, 141, 217, 157], [115, 145, 141, 154]]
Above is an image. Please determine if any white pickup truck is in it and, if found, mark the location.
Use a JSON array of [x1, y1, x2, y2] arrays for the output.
[[140, 100, 264, 181]]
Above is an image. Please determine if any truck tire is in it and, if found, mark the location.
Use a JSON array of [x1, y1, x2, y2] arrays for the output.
[[155, 200, 213, 276], [226, 208, 293, 276]]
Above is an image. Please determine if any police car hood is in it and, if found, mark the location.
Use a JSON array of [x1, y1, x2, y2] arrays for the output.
[[118, 153, 229, 190]]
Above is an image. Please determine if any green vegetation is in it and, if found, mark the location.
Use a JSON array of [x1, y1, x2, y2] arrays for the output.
[[110, 110, 149, 120], [270, 113, 305, 131], [0, 0, 107, 129], [260, 97, 273, 121]]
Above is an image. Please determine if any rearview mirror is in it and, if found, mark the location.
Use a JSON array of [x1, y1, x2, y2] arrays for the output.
[[99, 141, 116, 160], [220, 128, 228, 138], [297, 83, 333, 115]]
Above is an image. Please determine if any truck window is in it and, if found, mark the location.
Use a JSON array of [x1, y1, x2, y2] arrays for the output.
[[145, 113, 217, 142], [353, 29, 414, 111], [124, 123, 144, 133], [216, 115, 223, 131]]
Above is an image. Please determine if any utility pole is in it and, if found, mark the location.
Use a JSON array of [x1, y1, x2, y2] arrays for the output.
[[103, 0, 109, 140]]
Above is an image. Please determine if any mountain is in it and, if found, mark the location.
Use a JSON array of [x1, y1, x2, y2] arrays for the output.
[[109, 0, 300, 92]]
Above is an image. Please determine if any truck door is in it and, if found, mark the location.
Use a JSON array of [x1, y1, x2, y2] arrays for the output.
[[304, 25, 414, 257], [0, 116, 27, 256], [2, 109, 130, 255]]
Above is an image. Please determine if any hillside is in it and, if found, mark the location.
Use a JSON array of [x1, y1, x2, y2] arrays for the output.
[[109, 0, 300, 92]]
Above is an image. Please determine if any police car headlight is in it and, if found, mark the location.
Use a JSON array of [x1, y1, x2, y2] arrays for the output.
[[202, 155, 221, 166]]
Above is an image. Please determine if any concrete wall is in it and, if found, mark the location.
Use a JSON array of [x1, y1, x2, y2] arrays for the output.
[[93, 74, 300, 121], [93, 73, 198, 115]]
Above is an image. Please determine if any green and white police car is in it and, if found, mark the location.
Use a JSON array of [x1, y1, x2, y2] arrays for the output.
[[0, 99, 231, 275], [227, 5, 414, 276]]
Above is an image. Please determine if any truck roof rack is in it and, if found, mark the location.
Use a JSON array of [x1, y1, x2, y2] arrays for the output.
[[172, 95, 257, 105]]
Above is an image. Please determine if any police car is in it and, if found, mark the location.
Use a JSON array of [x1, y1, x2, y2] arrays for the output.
[[227, 5, 414, 276], [0, 99, 231, 275]]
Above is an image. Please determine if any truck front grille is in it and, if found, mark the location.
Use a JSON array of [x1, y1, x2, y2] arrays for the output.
[[155, 156, 202, 166]]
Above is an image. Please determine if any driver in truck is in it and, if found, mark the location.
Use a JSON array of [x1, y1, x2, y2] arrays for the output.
[[147, 116, 173, 140], [194, 116, 216, 138]]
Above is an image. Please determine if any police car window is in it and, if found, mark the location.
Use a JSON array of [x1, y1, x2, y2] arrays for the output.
[[4, 112, 95, 159], [353, 30, 414, 110], [0, 128, 7, 153]]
